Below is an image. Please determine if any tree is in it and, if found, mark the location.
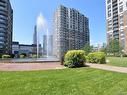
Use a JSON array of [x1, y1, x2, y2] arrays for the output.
[[107, 39, 122, 56], [100, 47, 107, 54], [100, 43, 107, 54], [83, 43, 93, 55]]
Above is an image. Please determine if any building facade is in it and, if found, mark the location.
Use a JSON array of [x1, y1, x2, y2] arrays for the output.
[[53, 5, 90, 59], [33, 25, 37, 45], [43, 35, 53, 56], [93, 43, 107, 52], [12, 42, 42, 57], [106, 0, 127, 52], [0, 0, 13, 54], [33, 25, 37, 54], [12, 42, 19, 57], [43, 35, 47, 56]]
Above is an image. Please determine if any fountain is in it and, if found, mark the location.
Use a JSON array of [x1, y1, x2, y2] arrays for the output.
[[36, 13, 50, 58], [36, 13, 46, 58], [36, 12, 57, 60], [0, 13, 59, 63]]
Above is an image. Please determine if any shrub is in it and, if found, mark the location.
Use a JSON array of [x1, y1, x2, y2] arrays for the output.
[[32, 54, 37, 58], [10, 54, 15, 58], [19, 53, 27, 58], [123, 54, 127, 57], [20, 54, 26, 58], [60, 56, 64, 65], [2, 54, 11, 59], [64, 50, 86, 68], [86, 52, 106, 64], [0, 54, 2, 58]]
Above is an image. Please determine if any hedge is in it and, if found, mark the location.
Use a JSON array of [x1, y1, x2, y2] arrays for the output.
[[2, 55, 11, 59], [64, 50, 86, 68], [86, 52, 106, 64], [32, 54, 37, 58], [20, 54, 26, 58]]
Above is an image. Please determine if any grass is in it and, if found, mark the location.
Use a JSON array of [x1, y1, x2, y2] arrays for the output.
[[0, 68, 127, 95], [107, 57, 127, 67]]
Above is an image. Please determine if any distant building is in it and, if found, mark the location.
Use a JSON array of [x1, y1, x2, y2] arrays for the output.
[[43, 35, 53, 56], [33, 25, 37, 54], [33, 25, 37, 45], [106, 0, 127, 53], [0, 0, 13, 54], [12, 42, 42, 57], [12, 42, 19, 57], [53, 5, 90, 59], [19, 44, 37, 55], [49, 35, 53, 56], [43, 35, 47, 55], [93, 43, 106, 52]]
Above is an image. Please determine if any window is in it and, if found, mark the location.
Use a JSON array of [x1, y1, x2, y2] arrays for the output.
[[108, 10, 111, 17], [108, 5, 111, 10], [119, 15, 123, 27], [120, 23, 124, 27], [119, 2, 123, 5], [119, 6, 123, 12], [107, 0, 111, 4], [108, 20, 112, 26], [108, 26, 112, 31], [120, 16, 123, 22]]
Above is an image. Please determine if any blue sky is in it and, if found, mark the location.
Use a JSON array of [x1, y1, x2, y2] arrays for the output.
[[10, 0, 106, 46]]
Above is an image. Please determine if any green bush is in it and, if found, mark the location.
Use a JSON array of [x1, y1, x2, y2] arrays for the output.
[[10, 54, 15, 58], [32, 54, 37, 58], [123, 54, 127, 57], [64, 50, 86, 68], [0, 54, 2, 58], [20, 54, 26, 58], [2, 55, 11, 59], [86, 52, 106, 64]]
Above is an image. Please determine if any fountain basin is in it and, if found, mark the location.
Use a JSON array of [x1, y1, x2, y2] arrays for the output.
[[0, 57, 59, 63]]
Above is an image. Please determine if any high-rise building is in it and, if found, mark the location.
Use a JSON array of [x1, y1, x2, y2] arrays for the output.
[[33, 25, 37, 54], [106, 0, 127, 52], [53, 5, 90, 59], [0, 0, 13, 54], [33, 25, 37, 45], [33, 25, 42, 55], [49, 35, 53, 56], [43, 35, 47, 55], [43, 35, 53, 56]]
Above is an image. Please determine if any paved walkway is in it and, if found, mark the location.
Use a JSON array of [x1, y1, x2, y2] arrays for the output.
[[0, 62, 65, 71], [0, 62, 127, 73], [86, 63, 127, 73]]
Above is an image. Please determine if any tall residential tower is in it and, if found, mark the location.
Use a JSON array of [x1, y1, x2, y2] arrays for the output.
[[0, 0, 13, 54], [53, 5, 90, 59], [106, 0, 127, 52], [33, 25, 37, 45], [43, 35, 53, 56]]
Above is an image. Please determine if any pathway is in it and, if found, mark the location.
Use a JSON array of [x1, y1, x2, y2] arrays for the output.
[[0, 62, 65, 71], [0, 62, 127, 73], [86, 63, 127, 73]]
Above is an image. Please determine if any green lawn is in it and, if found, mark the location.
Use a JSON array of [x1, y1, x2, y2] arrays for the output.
[[0, 68, 127, 95], [107, 57, 127, 67]]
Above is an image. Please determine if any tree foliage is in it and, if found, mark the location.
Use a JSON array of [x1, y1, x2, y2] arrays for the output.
[[83, 43, 93, 55], [107, 39, 122, 56]]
